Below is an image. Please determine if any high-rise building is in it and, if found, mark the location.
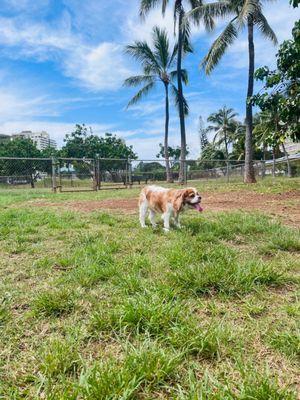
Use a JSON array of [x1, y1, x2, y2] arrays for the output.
[[284, 140, 300, 155], [11, 131, 57, 150], [0, 134, 11, 143]]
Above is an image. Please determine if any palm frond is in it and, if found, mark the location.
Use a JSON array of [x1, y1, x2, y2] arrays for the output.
[[125, 42, 161, 72], [170, 83, 189, 116], [212, 127, 224, 144], [185, 1, 233, 24], [123, 75, 156, 87], [162, 0, 169, 15], [139, 0, 161, 18], [168, 42, 178, 68], [126, 82, 156, 108], [182, 19, 194, 53], [152, 26, 170, 69], [255, 11, 278, 44], [170, 69, 189, 84], [202, 19, 238, 75], [237, 0, 262, 27]]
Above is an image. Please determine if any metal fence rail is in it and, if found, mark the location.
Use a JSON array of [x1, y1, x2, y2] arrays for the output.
[[0, 155, 299, 191]]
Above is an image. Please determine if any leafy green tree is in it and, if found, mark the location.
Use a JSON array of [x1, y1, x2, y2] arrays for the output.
[[40, 146, 60, 158], [0, 138, 43, 188], [252, 20, 300, 142], [140, 0, 214, 183], [61, 124, 137, 178], [134, 161, 166, 181], [192, 0, 277, 183], [156, 143, 189, 171], [124, 26, 189, 182], [62, 125, 136, 160]]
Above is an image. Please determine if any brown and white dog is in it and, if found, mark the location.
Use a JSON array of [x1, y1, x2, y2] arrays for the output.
[[139, 185, 203, 232]]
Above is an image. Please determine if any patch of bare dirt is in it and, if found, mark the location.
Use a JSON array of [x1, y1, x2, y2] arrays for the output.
[[32, 189, 300, 227]]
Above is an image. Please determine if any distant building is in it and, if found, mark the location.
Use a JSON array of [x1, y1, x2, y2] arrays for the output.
[[11, 130, 57, 150], [0, 133, 11, 143], [284, 140, 300, 155]]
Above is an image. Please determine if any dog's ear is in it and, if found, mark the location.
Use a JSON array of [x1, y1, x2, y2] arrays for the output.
[[173, 190, 187, 212]]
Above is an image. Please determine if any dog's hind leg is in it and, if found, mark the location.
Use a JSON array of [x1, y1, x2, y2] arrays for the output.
[[139, 200, 148, 228], [148, 209, 157, 228]]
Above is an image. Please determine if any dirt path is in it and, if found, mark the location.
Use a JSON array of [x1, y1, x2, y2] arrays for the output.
[[32, 189, 300, 228]]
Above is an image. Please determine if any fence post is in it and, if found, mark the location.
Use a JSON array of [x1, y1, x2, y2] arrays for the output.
[[226, 159, 230, 183], [57, 159, 62, 192], [96, 157, 101, 190], [261, 160, 266, 179], [51, 157, 57, 193], [128, 158, 132, 188], [92, 159, 97, 191]]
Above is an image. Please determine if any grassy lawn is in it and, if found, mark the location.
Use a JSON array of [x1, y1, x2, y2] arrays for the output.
[[0, 178, 299, 399]]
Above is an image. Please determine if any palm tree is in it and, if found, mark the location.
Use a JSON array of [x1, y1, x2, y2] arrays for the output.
[[124, 26, 188, 183], [140, 0, 214, 183], [207, 106, 239, 180], [207, 106, 239, 159], [189, 0, 277, 183]]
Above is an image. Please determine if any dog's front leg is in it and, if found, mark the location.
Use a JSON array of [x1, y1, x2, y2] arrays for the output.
[[163, 208, 171, 232], [174, 213, 181, 228]]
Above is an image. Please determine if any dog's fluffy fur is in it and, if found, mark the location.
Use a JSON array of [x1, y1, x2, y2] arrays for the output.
[[139, 185, 202, 231]]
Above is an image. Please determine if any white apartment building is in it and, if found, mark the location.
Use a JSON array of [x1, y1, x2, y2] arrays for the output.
[[0, 133, 11, 143], [12, 131, 57, 150], [284, 140, 300, 155]]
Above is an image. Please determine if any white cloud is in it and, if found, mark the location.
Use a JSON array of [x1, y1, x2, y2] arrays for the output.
[[0, 13, 134, 91], [0, 90, 57, 121], [64, 42, 133, 91]]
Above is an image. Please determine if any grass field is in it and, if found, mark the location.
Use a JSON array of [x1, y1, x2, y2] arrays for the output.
[[0, 178, 299, 399]]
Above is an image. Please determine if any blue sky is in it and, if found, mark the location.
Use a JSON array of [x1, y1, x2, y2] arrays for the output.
[[0, 0, 298, 158]]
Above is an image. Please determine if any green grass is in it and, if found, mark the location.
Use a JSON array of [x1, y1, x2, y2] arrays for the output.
[[0, 178, 299, 398], [32, 288, 77, 317]]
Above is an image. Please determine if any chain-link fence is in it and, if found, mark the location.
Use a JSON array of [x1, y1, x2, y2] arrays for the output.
[[55, 158, 96, 192], [0, 155, 299, 191], [0, 157, 53, 189]]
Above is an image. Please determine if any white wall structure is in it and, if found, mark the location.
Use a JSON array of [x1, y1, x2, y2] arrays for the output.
[[284, 140, 300, 155]]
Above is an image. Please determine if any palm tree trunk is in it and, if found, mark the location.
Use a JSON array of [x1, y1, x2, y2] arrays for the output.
[[177, 5, 187, 184], [244, 16, 256, 183], [164, 82, 173, 183], [30, 174, 35, 188], [282, 142, 291, 177]]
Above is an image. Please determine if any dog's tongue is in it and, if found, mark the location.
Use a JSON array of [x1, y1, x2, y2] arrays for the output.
[[193, 203, 203, 212]]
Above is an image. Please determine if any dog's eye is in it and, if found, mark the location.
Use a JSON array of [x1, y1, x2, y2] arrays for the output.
[[190, 193, 195, 197]]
